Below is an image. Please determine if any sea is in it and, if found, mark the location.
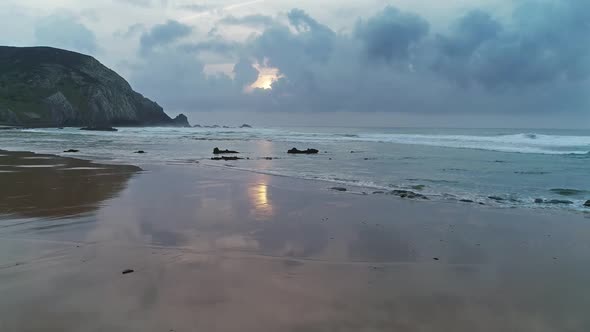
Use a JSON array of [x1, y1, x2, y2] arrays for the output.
[[1, 126, 589, 212]]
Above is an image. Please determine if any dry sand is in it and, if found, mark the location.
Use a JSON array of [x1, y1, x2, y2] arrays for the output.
[[0, 150, 589, 331]]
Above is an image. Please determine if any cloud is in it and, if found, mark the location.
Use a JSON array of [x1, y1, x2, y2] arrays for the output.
[[233, 57, 259, 87], [34, 14, 97, 53], [179, 4, 217, 13], [139, 20, 192, 55], [218, 14, 275, 28], [179, 39, 241, 56], [434, 0, 590, 89], [114, 23, 145, 38], [115, 0, 168, 8], [354, 6, 429, 62], [119, 1, 590, 119]]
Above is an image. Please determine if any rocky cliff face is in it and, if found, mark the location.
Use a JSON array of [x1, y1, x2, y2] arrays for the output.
[[0, 46, 189, 127]]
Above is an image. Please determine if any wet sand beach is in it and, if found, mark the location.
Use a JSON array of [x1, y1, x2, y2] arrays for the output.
[[0, 150, 589, 331]]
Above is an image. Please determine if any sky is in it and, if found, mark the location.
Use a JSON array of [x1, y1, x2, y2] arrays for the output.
[[1, 0, 590, 128]]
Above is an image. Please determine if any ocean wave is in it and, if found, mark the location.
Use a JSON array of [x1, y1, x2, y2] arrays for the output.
[[16, 127, 590, 155], [549, 188, 588, 196], [274, 132, 590, 155]]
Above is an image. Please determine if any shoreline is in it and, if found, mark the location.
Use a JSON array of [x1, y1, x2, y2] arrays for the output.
[[2, 146, 589, 215]]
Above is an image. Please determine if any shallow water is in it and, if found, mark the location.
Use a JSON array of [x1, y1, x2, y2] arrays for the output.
[[1, 126, 588, 212]]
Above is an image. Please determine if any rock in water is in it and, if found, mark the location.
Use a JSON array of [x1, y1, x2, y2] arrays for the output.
[[0, 46, 188, 127], [213, 147, 239, 154], [63, 149, 79, 153], [389, 190, 428, 200], [122, 269, 134, 275], [134, 150, 146, 154], [211, 156, 243, 161], [331, 187, 347, 192], [240, 124, 252, 128], [172, 114, 190, 127], [288, 148, 319, 154], [584, 200, 590, 207]]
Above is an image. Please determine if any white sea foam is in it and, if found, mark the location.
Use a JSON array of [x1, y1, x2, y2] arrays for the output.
[[19, 127, 590, 155], [348, 133, 590, 155]]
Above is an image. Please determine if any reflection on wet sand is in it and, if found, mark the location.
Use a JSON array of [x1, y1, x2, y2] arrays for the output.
[[0, 150, 139, 218], [1, 161, 590, 331], [248, 180, 273, 219]]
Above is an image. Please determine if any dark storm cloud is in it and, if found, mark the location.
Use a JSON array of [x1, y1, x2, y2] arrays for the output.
[[354, 6, 429, 62], [233, 57, 259, 87], [248, 8, 336, 75], [179, 39, 241, 57], [139, 20, 192, 55], [125, 1, 590, 117], [434, 0, 590, 89], [34, 14, 97, 53]]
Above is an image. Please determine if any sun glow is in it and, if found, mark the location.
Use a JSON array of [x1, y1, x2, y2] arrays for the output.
[[247, 62, 282, 92]]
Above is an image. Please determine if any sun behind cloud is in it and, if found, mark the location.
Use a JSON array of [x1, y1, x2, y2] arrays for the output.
[[247, 62, 282, 92]]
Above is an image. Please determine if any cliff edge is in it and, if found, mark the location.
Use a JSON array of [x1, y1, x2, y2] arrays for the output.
[[0, 46, 189, 127]]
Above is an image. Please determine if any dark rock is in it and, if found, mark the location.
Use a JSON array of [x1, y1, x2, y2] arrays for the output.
[[263, 157, 273, 160], [433, 258, 440, 261], [0, 46, 186, 128], [213, 147, 239, 154], [288, 148, 319, 154], [389, 190, 428, 200], [172, 114, 190, 127], [63, 149, 79, 153], [331, 187, 347, 192], [80, 126, 118, 132], [534, 198, 544, 204], [211, 156, 243, 161], [488, 196, 504, 201], [372, 191, 385, 194], [222, 126, 230, 128], [240, 124, 252, 128], [134, 150, 146, 154], [460, 199, 475, 203], [584, 200, 590, 207], [122, 269, 134, 275]]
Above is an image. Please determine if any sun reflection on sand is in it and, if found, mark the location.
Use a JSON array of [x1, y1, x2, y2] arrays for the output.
[[249, 181, 274, 219]]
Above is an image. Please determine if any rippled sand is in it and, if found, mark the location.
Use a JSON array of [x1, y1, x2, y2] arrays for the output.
[[0, 150, 589, 331]]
